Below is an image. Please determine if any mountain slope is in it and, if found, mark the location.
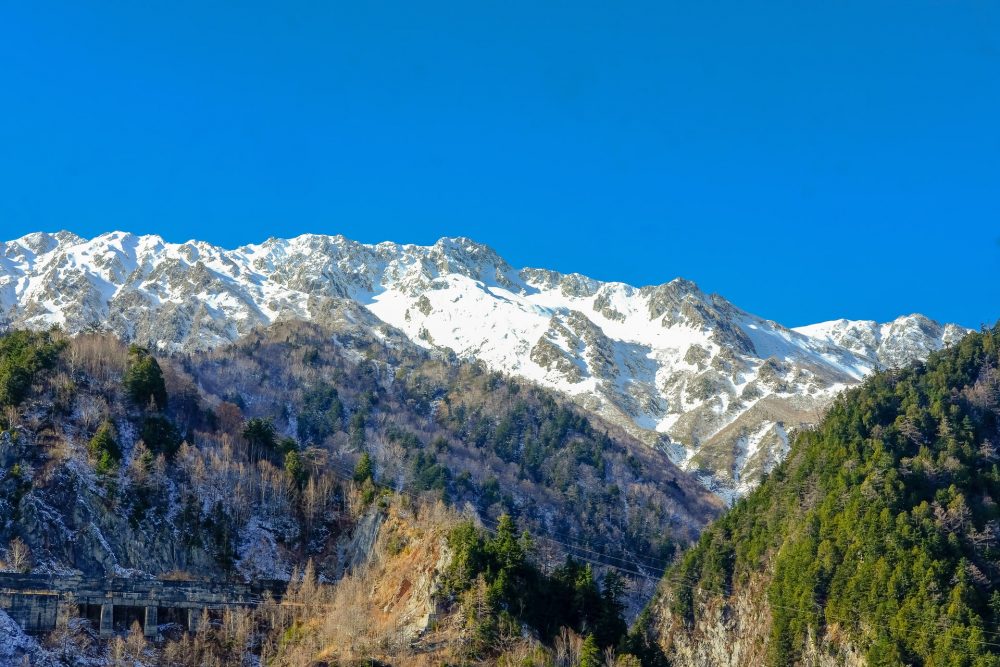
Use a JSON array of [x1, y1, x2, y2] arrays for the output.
[[643, 325, 1000, 666], [0, 321, 717, 586], [0, 322, 697, 664], [0, 231, 969, 497]]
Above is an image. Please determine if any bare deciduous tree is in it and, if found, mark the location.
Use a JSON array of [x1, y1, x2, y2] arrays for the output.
[[8, 537, 32, 573], [555, 626, 583, 667]]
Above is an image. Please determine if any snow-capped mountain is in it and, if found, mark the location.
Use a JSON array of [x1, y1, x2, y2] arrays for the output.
[[0, 231, 970, 499]]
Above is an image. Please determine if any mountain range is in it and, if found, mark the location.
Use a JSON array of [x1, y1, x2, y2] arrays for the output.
[[0, 231, 969, 498]]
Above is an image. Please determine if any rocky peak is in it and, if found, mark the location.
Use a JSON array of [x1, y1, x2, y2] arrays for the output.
[[793, 314, 968, 370], [0, 230, 972, 500]]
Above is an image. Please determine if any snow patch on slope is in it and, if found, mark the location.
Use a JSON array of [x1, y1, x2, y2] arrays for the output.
[[0, 231, 971, 498]]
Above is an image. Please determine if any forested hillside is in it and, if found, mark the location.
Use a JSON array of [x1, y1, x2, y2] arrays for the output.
[[645, 325, 1000, 666], [0, 321, 722, 664], [183, 320, 720, 576], [0, 321, 716, 581]]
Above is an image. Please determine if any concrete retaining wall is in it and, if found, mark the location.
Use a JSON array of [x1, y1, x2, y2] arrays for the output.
[[0, 573, 285, 635]]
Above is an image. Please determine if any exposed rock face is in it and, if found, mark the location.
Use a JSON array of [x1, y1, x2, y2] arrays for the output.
[[650, 572, 865, 667], [792, 315, 966, 370], [654, 573, 772, 667], [0, 231, 969, 499], [303, 501, 458, 661], [0, 417, 221, 578]]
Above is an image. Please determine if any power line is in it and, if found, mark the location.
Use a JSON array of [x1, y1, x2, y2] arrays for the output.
[[317, 459, 1000, 653], [322, 458, 671, 575]]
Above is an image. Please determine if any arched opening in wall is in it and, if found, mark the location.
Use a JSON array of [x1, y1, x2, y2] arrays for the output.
[[80, 603, 102, 629], [157, 605, 186, 628], [113, 604, 146, 632]]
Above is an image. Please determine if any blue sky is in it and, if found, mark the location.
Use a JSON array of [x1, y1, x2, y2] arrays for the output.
[[1, 1, 997, 328]]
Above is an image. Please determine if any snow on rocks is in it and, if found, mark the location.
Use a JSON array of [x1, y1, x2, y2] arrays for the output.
[[0, 231, 970, 498]]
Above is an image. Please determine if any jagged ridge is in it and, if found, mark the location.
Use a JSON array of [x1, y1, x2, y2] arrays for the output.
[[0, 231, 969, 497]]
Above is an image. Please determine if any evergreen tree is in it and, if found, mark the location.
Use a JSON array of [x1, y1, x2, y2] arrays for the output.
[[442, 515, 630, 660], [0, 330, 65, 407], [488, 514, 525, 572], [241, 417, 277, 460], [88, 421, 121, 475], [140, 414, 181, 457], [595, 570, 627, 648], [579, 634, 601, 667], [284, 450, 307, 488], [123, 345, 167, 410], [659, 325, 1000, 666], [352, 452, 374, 483], [297, 382, 344, 442]]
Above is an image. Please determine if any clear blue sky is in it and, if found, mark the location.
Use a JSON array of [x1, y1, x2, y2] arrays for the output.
[[1, 1, 997, 328]]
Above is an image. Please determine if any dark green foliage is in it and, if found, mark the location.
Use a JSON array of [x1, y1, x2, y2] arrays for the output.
[[443, 514, 631, 658], [140, 415, 182, 457], [664, 326, 1000, 666], [411, 451, 449, 493], [358, 480, 377, 506], [88, 421, 121, 476], [277, 436, 297, 457], [284, 450, 307, 488], [349, 412, 366, 449], [620, 611, 672, 667], [347, 389, 377, 450], [1, 461, 31, 523], [242, 417, 285, 460], [353, 452, 377, 504], [0, 330, 65, 407], [243, 417, 274, 450], [579, 634, 601, 667], [204, 500, 237, 571], [487, 514, 525, 572], [477, 476, 507, 513], [123, 345, 167, 409], [442, 393, 615, 498], [352, 452, 373, 483], [596, 570, 629, 647], [386, 426, 422, 450], [241, 417, 295, 462], [296, 382, 343, 443], [0, 323, 701, 664]]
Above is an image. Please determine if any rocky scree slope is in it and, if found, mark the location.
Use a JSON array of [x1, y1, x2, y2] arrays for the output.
[[0, 231, 968, 498]]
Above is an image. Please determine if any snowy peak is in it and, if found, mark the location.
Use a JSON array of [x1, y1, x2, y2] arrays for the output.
[[0, 231, 972, 499], [793, 314, 969, 369]]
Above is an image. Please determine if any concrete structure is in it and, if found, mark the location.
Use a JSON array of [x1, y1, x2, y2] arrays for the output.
[[0, 573, 285, 637]]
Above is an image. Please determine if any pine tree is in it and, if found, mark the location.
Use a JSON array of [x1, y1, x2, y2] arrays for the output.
[[488, 514, 525, 572], [284, 450, 307, 488], [122, 345, 167, 410], [352, 452, 374, 483], [241, 417, 277, 460], [88, 421, 121, 474], [579, 634, 601, 667]]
